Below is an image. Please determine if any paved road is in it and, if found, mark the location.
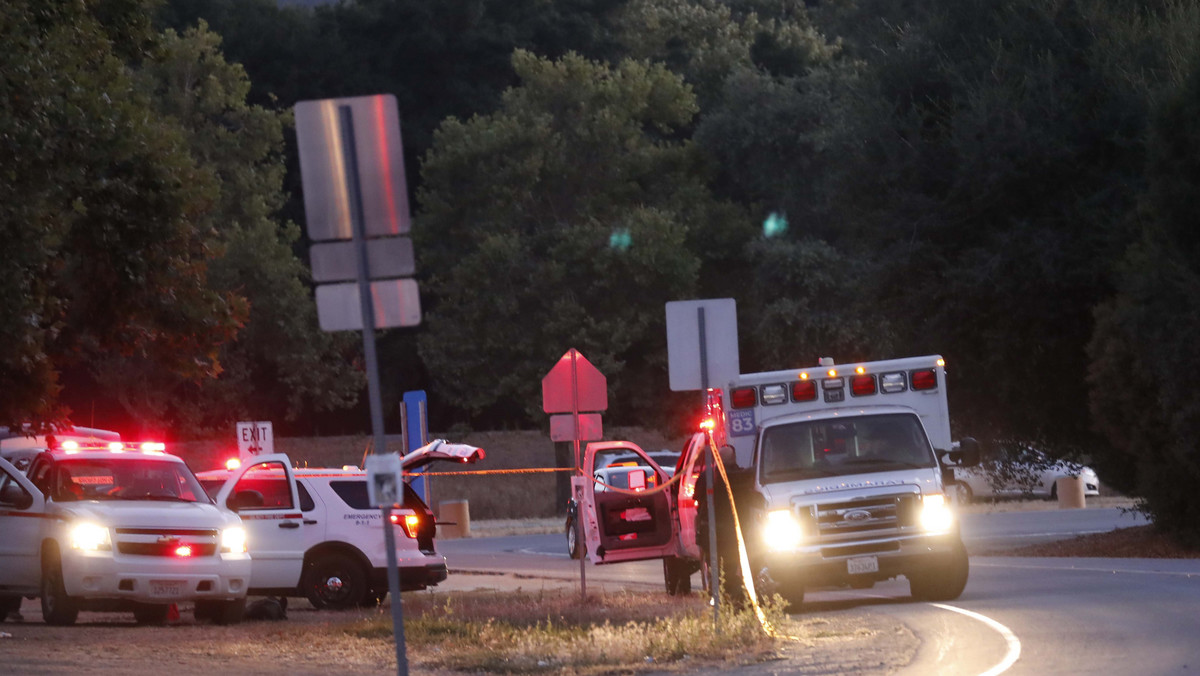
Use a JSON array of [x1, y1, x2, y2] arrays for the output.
[[440, 507, 1200, 675]]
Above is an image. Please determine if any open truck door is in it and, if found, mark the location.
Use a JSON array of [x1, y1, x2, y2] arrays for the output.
[[580, 441, 678, 565]]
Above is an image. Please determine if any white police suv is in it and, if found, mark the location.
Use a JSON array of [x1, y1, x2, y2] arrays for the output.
[[196, 440, 484, 609], [0, 440, 251, 625]]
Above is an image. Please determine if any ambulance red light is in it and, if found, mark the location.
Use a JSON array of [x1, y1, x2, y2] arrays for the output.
[[61, 440, 79, 451], [792, 380, 817, 401], [911, 369, 937, 390], [108, 442, 124, 452], [140, 442, 166, 452], [851, 374, 876, 396], [225, 458, 241, 471], [699, 418, 715, 431], [731, 387, 757, 409]]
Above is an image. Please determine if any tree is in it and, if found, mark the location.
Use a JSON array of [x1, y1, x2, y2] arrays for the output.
[[416, 51, 742, 426], [1088, 33, 1200, 544], [0, 0, 244, 431]]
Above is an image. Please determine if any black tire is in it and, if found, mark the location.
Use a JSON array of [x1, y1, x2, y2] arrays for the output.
[[132, 603, 170, 626], [951, 481, 973, 505], [40, 547, 79, 626], [779, 584, 805, 609], [303, 551, 367, 610], [663, 557, 693, 596], [566, 517, 582, 560], [909, 542, 970, 602], [0, 595, 21, 621]]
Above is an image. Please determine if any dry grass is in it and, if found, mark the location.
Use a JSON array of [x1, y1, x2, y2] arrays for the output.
[[349, 590, 787, 673]]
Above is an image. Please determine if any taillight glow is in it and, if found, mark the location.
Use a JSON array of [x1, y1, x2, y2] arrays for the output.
[[225, 457, 241, 470], [108, 442, 124, 452], [61, 440, 79, 451], [401, 514, 421, 538], [911, 369, 937, 390], [731, 387, 757, 408], [140, 442, 166, 452], [699, 418, 715, 431], [851, 374, 876, 396], [174, 545, 193, 557], [792, 380, 817, 401]]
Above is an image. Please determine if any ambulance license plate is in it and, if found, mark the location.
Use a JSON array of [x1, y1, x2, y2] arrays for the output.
[[847, 556, 879, 575], [150, 580, 184, 598]]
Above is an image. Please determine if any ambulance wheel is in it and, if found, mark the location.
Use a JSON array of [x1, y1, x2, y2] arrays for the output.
[[133, 602, 170, 625], [303, 552, 367, 609], [663, 557, 693, 596], [909, 542, 969, 601], [950, 481, 973, 505], [40, 547, 79, 626]]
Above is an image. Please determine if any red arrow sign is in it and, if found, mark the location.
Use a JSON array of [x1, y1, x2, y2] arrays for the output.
[[541, 349, 608, 414]]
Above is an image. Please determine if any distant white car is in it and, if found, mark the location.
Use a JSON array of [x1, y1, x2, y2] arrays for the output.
[[950, 442, 1100, 502]]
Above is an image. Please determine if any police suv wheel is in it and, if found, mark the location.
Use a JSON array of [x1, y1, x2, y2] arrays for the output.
[[40, 548, 79, 626], [303, 552, 367, 610]]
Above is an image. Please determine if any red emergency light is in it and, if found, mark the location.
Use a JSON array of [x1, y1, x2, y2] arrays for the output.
[[731, 387, 757, 409], [911, 369, 937, 391], [851, 374, 877, 396], [791, 380, 817, 402]]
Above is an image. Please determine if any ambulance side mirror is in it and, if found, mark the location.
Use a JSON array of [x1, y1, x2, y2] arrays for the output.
[[954, 438, 982, 467]]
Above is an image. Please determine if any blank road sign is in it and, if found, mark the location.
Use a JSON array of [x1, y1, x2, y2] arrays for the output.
[[295, 95, 411, 242], [666, 298, 739, 391], [316, 278, 422, 331], [310, 237, 415, 283]]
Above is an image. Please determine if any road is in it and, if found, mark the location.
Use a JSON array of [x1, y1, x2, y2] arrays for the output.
[[440, 507, 1200, 674]]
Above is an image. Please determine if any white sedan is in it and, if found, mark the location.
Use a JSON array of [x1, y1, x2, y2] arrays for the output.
[[950, 443, 1100, 502]]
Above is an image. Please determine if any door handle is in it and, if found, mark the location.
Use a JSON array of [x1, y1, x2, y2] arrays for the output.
[[278, 521, 300, 529], [303, 519, 318, 525]]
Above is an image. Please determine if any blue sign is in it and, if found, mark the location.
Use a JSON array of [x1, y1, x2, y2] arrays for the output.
[[403, 390, 429, 502]]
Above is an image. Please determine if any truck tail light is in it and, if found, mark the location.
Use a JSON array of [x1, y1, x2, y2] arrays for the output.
[[174, 545, 194, 557], [792, 380, 817, 401], [391, 513, 421, 538], [911, 369, 937, 390], [731, 387, 757, 408], [851, 374, 876, 396]]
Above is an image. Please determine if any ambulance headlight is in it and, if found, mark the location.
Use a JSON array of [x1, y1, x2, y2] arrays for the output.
[[920, 494, 955, 533], [69, 522, 111, 551], [221, 526, 248, 554], [764, 509, 804, 551]]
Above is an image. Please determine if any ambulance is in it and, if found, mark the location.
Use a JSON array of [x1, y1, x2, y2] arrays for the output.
[[570, 355, 979, 605]]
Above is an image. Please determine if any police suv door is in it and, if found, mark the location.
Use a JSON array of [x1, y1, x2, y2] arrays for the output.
[[581, 442, 678, 565], [0, 457, 46, 593], [215, 454, 306, 590]]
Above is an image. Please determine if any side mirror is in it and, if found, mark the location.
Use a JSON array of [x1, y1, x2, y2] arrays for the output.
[[955, 438, 982, 468], [0, 483, 33, 510]]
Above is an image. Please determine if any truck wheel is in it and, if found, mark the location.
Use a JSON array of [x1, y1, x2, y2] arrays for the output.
[[133, 603, 170, 625], [0, 595, 21, 621], [778, 584, 805, 609], [950, 481, 973, 505], [303, 552, 367, 610], [566, 517, 582, 560], [909, 542, 969, 601], [663, 557, 693, 596], [40, 548, 79, 626]]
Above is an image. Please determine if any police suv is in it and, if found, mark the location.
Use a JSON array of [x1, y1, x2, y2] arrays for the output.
[[0, 440, 251, 625], [196, 440, 484, 609]]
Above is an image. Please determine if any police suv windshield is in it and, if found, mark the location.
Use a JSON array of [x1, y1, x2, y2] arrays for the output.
[[52, 458, 211, 503], [758, 413, 936, 484]]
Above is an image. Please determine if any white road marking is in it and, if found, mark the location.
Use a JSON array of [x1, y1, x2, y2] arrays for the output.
[[974, 561, 1199, 578], [929, 603, 1021, 676]]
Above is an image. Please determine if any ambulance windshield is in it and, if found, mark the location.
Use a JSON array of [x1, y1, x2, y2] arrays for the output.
[[758, 413, 936, 484]]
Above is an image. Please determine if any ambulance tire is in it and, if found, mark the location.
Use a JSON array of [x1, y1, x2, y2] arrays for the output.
[[908, 542, 969, 601], [663, 557, 693, 596], [950, 481, 974, 505], [40, 547, 79, 626]]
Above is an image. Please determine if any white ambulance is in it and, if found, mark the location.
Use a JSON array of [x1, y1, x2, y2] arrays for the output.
[[571, 355, 979, 605]]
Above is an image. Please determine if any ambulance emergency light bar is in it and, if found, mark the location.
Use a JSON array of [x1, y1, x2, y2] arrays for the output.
[[729, 358, 945, 409]]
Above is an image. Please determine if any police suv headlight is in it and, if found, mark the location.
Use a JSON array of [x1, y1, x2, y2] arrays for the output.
[[920, 494, 954, 533], [764, 509, 804, 551], [69, 522, 111, 551], [221, 526, 248, 554]]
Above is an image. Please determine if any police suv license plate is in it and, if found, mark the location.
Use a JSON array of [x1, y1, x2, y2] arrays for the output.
[[847, 556, 879, 575], [150, 580, 184, 598]]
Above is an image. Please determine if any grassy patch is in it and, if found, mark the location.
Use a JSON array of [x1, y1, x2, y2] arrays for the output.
[[345, 590, 789, 673]]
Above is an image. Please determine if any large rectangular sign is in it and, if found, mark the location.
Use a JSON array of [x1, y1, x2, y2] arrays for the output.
[[295, 95, 411, 242], [665, 299, 739, 391]]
